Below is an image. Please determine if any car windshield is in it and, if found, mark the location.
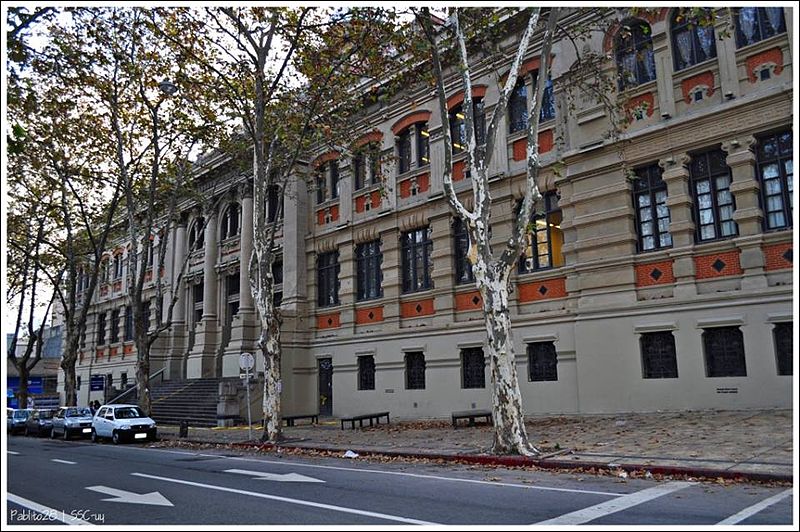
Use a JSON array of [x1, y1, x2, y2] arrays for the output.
[[39, 410, 55, 419], [13, 410, 29, 419], [65, 407, 91, 417], [115, 407, 145, 419]]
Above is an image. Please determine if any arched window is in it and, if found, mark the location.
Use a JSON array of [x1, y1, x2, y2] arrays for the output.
[[354, 143, 381, 188], [188, 217, 205, 251], [396, 123, 428, 175], [615, 19, 656, 90], [734, 7, 786, 48], [449, 99, 485, 153], [221, 203, 240, 239], [671, 9, 717, 71], [315, 160, 339, 203]]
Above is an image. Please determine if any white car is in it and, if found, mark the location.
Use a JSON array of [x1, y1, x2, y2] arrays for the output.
[[92, 404, 157, 444], [51, 407, 93, 440]]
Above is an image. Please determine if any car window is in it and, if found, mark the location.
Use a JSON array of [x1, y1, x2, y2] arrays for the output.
[[40, 410, 55, 419], [14, 411, 28, 419], [65, 407, 91, 417], [97, 407, 106, 417], [114, 407, 145, 419]]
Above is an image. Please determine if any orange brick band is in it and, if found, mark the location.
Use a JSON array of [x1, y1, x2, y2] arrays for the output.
[[518, 277, 567, 303], [635, 260, 675, 287], [455, 291, 483, 311], [317, 312, 341, 329], [355, 306, 384, 324], [763, 243, 792, 271], [400, 298, 435, 318], [694, 251, 743, 280]]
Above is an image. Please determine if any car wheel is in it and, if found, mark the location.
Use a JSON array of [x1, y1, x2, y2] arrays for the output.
[[91, 429, 98, 443], [112, 430, 120, 445], [63, 428, 69, 441], [50, 427, 56, 439], [24, 427, 29, 437]]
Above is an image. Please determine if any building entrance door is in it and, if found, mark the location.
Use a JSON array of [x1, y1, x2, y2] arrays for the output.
[[318, 358, 332, 416]]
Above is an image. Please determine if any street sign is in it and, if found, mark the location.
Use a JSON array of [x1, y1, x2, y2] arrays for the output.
[[239, 352, 255, 371]]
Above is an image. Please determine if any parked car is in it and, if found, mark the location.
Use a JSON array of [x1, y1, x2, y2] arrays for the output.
[[25, 409, 56, 437], [8, 409, 32, 435], [92, 404, 157, 444], [51, 407, 93, 440]]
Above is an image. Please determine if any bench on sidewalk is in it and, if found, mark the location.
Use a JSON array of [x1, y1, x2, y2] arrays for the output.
[[283, 414, 319, 427], [451, 409, 493, 428], [340, 411, 390, 430]]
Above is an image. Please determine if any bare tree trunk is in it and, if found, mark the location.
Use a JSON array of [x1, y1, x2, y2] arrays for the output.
[[16, 366, 30, 410], [135, 331, 151, 414], [480, 277, 536, 455], [61, 357, 77, 406], [259, 311, 282, 442]]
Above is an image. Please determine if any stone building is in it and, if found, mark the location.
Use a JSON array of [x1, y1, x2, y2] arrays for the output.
[[60, 7, 794, 422]]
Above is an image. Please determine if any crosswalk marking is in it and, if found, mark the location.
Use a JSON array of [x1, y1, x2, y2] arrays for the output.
[[717, 489, 793, 525], [535, 481, 694, 525]]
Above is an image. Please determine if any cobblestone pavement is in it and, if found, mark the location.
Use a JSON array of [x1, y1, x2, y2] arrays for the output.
[[157, 409, 794, 479]]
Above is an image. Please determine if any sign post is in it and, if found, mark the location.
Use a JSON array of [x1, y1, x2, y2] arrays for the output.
[[239, 352, 255, 441]]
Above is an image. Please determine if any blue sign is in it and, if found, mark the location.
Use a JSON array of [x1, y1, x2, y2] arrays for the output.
[[90, 375, 105, 391]]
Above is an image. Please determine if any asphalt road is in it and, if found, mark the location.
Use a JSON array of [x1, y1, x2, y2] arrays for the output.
[[5, 435, 794, 526]]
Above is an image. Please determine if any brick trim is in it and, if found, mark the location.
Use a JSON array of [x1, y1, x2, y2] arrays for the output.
[[694, 251, 743, 280], [312, 150, 340, 168], [446, 85, 488, 110], [635, 260, 675, 287], [518, 277, 567, 303], [354, 130, 383, 148], [453, 160, 467, 182], [400, 298, 435, 318], [399, 173, 430, 199], [681, 71, 715, 104], [390, 111, 432, 135], [625, 92, 656, 120], [455, 290, 483, 312], [746, 47, 784, 83], [763, 242, 792, 271], [317, 312, 341, 329], [355, 306, 384, 324]]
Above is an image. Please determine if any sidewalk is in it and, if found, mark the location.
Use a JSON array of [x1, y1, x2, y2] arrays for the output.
[[156, 409, 794, 483]]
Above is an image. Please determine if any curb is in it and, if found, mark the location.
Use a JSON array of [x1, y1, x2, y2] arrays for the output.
[[159, 436, 793, 484]]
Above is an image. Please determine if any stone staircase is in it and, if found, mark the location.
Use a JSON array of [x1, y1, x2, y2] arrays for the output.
[[150, 378, 221, 427]]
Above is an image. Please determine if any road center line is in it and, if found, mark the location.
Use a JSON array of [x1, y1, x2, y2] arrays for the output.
[[716, 489, 793, 525], [131, 472, 437, 525], [7, 493, 95, 526], [129, 447, 624, 497], [52, 459, 77, 465], [534, 481, 694, 525]]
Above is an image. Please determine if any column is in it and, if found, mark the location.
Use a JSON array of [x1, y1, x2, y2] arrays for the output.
[[167, 218, 187, 380], [186, 203, 219, 379], [661, 153, 697, 298]]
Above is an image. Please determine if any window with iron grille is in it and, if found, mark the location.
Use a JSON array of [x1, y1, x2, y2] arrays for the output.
[[519, 192, 564, 272], [633, 164, 672, 252], [461, 347, 485, 389], [616, 19, 656, 90], [509, 78, 528, 133], [703, 327, 747, 377], [96, 312, 106, 345], [671, 9, 717, 71], [757, 130, 793, 231], [317, 251, 340, 307], [640, 331, 678, 378], [356, 240, 383, 301], [267, 184, 283, 223], [358, 355, 375, 390], [401, 227, 433, 293], [528, 342, 558, 381], [453, 218, 474, 285], [124, 305, 133, 341], [221, 203, 240, 239], [449, 99, 486, 153], [110, 309, 120, 343], [773, 322, 792, 376], [690, 149, 737, 242], [734, 7, 786, 48], [405, 352, 426, 390], [189, 217, 205, 251]]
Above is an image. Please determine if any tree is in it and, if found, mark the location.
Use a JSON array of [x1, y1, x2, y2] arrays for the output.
[[416, 7, 560, 455]]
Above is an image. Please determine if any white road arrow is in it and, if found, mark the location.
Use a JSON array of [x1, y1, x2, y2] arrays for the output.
[[85, 486, 174, 506], [224, 469, 325, 483]]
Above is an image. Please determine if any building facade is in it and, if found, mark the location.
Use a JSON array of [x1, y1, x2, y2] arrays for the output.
[[60, 7, 794, 420]]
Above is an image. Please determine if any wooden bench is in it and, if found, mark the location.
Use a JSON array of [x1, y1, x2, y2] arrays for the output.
[[451, 409, 493, 428], [283, 414, 319, 427], [340, 411, 390, 430]]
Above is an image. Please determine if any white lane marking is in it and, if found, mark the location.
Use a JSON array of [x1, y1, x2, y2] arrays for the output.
[[225, 469, 325, 483], [7, 492, 95, 526], [535, 481, 694, 525], [8, 451, 20, 455], [128, 447, 624, 497], [132, 472, 437, 525], [85, 486, 173, 507], [52, 459, 77, 465], [716, 488, 793, 525]]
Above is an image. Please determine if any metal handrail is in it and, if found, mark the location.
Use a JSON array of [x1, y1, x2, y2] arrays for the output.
[[106, 367, 167, 404]]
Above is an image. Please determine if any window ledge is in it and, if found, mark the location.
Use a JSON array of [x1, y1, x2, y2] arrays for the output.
[[672, 57, 719, 80], [734, 32, 789, 58]]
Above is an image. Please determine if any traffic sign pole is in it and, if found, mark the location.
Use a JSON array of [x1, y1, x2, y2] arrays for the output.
[[240, 353, 255, 441]]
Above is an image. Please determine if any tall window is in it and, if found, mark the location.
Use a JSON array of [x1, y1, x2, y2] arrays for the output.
[[316, 160, 339, 203], [96, 312, 106, 345], [735, 7, 786, 48], [124, 305, 133, 341], [528, 342, 558, 381], [189, 217, 205, 251], [453, 218, 474, 285], [224, 272, 240, 344], [267, 184, 283, 223], [405, 352, 426, 390], [398, 128, 412, 174], [640, 332, 678, 378], [757, 130, 793, 230], [354, 144, 381, 189], [316, 165, 327, 204], [113, 254, 123, 280], [671, 9, 717, 71], [110, 309, 120, 344], [358, 355, 375, 390], [703, 327, 746, 377], [509, 78, 528, 134], [330, 161, 339, 199], [272, 257, 283, 307], [633, 164, 672, 252], [449, 99, 486, 152], [417, 123, 430, 167], [317, 251, 340, 307], [401, 227, 433, 293], [616, 19, 656, 90], [691, 149, 737, 242], [221, 203, 240, 239], [461, 347, 485, 389], [519, 192, 564, 272], [356, 240, 382, 301], [773, 322, 792, 376]]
